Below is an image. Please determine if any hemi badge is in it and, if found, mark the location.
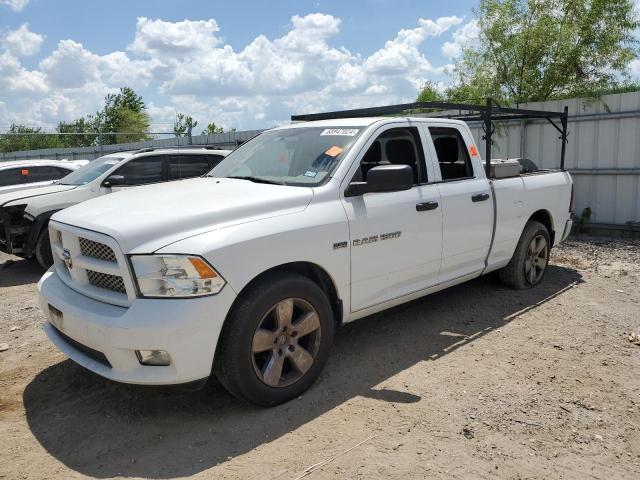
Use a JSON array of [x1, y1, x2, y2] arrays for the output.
[[333, 241, 348, 250]]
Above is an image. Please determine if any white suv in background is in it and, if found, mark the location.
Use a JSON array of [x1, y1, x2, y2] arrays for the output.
[[0, 159, 88, 194], [0, 146, 231, 268]]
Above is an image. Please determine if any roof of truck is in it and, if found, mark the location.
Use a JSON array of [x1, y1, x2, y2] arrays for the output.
[[284, 116, 466, 129]]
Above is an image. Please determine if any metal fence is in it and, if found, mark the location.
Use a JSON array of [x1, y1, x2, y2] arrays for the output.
[[0, 130, 263, 161], [2, 92, 640, 227]]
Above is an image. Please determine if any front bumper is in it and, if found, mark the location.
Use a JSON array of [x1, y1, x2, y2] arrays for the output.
[[38, 269, 237, 385]]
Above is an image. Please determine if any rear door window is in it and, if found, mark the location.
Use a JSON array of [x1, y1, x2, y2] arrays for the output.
[[207, 154, 225, 169], [114, 156, 164, 185], [168, 155, 211, 180], [428, 127, 474, 181], [23, 166, 69, 183]]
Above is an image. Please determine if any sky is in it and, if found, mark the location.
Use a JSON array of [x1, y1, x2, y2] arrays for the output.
[[0, 0, 638, 134]]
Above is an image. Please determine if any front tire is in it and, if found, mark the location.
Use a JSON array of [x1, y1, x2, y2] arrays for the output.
[[215, 272, 335, 406], [499, 220, 550, 289], [34, 229, 53, 269]]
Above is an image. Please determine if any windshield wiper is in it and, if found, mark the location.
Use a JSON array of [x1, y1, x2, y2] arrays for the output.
[[227, 176, 285, 185]]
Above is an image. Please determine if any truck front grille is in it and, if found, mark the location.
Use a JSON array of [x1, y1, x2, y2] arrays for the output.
[[86, 270, 126, 294], [49, 222, 134, 307], [79, 237, 117, 262]]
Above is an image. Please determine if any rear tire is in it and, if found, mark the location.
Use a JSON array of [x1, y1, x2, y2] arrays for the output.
[[499, 220, 550, 289], [34, 229, 53, 269], [215, 272, 335, 407]]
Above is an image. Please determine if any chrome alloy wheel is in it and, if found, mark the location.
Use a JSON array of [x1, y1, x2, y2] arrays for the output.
[[525, 234, 548, 285], [251, 298, 322, 388]]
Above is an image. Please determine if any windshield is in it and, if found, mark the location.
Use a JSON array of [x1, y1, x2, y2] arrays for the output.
[[209, 127, 363, 186], [59, 156, 124, 185]]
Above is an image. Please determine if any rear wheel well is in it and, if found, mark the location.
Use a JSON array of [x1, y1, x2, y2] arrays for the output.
[[233, 262, 342, 326], [528, 210, 555, 246]]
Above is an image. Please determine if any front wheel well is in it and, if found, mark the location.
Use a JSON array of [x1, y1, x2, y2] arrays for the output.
[[528, 210, 555, 246], [213, 262, 343, 377], [24, 210, 59, 257], [233, 262, 343, 326]]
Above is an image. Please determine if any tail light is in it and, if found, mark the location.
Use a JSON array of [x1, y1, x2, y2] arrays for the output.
[[569, 183, 574, 213]]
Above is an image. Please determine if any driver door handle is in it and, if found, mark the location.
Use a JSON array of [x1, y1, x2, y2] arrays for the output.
[[416, 201, 439, 212], [471, 193, 490, 202]]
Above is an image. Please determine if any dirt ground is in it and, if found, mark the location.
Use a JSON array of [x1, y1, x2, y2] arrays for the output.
[[0, 237, 639, 480]]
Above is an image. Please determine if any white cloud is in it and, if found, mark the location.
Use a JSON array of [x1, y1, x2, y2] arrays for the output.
[[0, 52, 48, 93], [628, 58, 640, 78], [149, 95, 271, 133], [0, 101, 9, 126], [39, 39, 153, 89], [3, 23, 44, 56], [442, 19, 480, 59], [0, 0, 29, 11], [2, 13, 470, 130], [365, 16, 462, 74], [159, 13, 352, 97], [129, 17, 222, 56], [39, 40, 99, 88]]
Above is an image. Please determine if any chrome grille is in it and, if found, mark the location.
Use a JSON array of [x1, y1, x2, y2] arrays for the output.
[[79, 237, 117, 262], [51, 222, 134, 307], [86, 270, 126, 294]]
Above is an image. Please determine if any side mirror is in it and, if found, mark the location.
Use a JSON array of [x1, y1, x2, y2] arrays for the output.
[[103, 175, 125, 188], [345, 165, 413, 197]]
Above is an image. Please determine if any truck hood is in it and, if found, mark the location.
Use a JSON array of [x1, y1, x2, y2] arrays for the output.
[[52, 177, 314, 253], [0, 184, 78, 208]]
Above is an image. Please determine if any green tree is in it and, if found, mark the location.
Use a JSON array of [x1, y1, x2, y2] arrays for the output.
[[95, 87, 151, 144], [1, 87, 151, 153], [0, 124, 62, 153], [56, 118, 96, 148], [448, 0, 639, 103], [173, 113, 198, 138], [416, 81, 444, 102], [201, 122, 224, 135]]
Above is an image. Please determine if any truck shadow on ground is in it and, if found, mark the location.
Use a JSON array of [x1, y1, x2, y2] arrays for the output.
[[0, 258, 44, 287], [23, 265, 582, 478]]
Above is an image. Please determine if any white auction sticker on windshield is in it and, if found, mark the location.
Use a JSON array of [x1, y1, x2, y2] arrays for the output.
[[320, 128, 359, 136]]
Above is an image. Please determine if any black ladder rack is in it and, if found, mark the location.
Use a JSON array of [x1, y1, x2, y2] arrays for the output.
[[291, 98, 569, 175]]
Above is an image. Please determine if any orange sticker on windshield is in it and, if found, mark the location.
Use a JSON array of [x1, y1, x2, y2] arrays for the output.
[[325, 146, 343, 157], [21, 169, 29, 176], [468, 144, 479, 156]]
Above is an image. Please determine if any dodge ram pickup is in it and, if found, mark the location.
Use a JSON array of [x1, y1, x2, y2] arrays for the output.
[[37, 103, 573, 406]]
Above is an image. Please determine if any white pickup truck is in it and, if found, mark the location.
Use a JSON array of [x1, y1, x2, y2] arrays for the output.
[[37, 106, 573, 406]]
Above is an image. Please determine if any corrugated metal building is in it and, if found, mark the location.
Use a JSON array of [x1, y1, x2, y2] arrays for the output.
[[467, 92, 640, 227]]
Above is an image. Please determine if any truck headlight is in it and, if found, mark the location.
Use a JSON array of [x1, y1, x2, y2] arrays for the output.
[[130, 254, 226, 298]]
